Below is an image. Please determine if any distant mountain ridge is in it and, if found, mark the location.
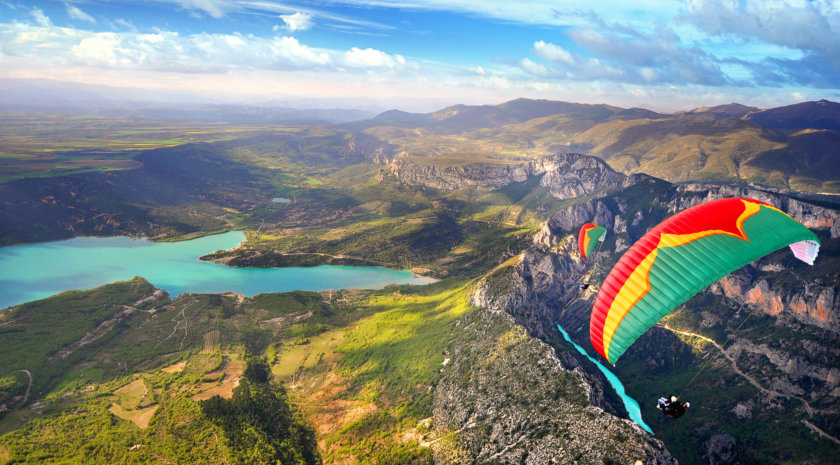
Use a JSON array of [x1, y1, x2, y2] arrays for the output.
[[746, 99, 840, 132], [688, 102, 760, 118], [342, 98, 625, 132], [0, 78, 375, 124], [344, 97, 840, 193]]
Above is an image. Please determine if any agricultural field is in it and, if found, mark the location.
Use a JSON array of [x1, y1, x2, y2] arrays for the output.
[[0, 112, 290, 182]]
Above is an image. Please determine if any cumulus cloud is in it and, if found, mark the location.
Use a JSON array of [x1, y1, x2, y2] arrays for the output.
[[0, 22, 408, 74], [533, 41, 575, 66], [65, 3, 96, 23], [280, 12, 314, 32], [519, 58, 550, 77], [683, 0, 840, 88], [522, 28, 727, 86], [343, 47, 406, 68]]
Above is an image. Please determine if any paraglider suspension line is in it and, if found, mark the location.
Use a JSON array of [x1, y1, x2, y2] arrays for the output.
[[679, 309, 754, 396], [671, 352, 675, 393], [593, 235, 605, 258]]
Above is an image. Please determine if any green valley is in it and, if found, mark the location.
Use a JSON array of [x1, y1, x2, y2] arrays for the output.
[[1, 98, 839, 465]]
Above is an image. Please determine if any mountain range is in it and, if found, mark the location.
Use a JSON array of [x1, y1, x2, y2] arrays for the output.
[[344, 97, 840, 194], [0, 96, 838, 464]]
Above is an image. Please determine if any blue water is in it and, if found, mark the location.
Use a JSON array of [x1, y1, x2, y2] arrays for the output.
[[0, 231, 437, 309], [556, 323, 654, 434]]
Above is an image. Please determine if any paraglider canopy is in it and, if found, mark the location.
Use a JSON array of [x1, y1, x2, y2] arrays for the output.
[[590, 197, 819, 364], [579, 223, 607, 259]]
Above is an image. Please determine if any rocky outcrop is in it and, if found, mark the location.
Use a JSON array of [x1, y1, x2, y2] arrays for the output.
[[675, 183, 840, 239], [710, 272, 839, 331], [532, 154, 629, 200], [703, 432, 740, 465], [466, 174, 840, 463], [388, 158, 532, 190], [431, 307, 676, 465], [388, 153, 631, 200], [343, 133, 395, 164], [534, 200, 614, 248]]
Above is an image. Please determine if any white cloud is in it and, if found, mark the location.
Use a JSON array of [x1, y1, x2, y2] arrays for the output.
[[519, 58, 549, 77], [168, 0, 230, 18], [65, 3, 96, 24], [343, 47, 405, 68], [684, 0, 839, 53], [154, 0, 394, 31], [0, 22, 410, 74], [314, 0, 681, 29], [525, 31, 727, 86], [30, 8, 51, 27], [280, 12, 314, 32], [533, 41, 576, 65], [682, 0, 840, 87]]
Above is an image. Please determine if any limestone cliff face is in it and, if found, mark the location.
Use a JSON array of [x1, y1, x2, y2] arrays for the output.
[[387, 153, 631, 199], [670, 183, 840, 332], [431, 303, 676, 465], [465, 169, 840, 463], [532, 154, 630, 200], [387, 159, 532, 190], [710, 273, 839, 330], [468, 240, 631, 419], [674, 183, 840, 239], [343, 133, 395, 164]]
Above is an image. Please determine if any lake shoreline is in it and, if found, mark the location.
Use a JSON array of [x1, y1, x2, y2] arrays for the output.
[[0, 232, 437, 309]]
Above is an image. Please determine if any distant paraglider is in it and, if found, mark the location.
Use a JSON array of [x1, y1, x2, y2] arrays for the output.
[[590, 197, 820, 365], [578, 222, 607, 260], [578, 223, 607, 290]]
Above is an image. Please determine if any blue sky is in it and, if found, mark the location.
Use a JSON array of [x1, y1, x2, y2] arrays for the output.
[[1, 0, 838, 111]]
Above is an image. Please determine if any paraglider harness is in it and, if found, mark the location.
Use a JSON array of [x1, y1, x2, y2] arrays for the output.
[[657, 395, 689, 419]]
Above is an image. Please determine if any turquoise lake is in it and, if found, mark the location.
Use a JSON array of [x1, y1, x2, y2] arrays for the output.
[[556, 323, 653, 434], [0, 231, 437, 309]]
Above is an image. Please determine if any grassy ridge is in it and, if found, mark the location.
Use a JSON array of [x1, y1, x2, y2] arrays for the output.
[[0, 271, 478, 464], [272, 280, 475, 464]]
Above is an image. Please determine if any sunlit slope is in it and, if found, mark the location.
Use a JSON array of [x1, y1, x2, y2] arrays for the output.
[[356, 98, 840, 193]]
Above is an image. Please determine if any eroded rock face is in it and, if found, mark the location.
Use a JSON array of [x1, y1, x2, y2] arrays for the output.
[[703, 432, 740, 465], [466, 170, 839, 463], [431, 308, 677, 465], [710, 273, 840, 331], [675, 183, 840, 239], [387, 153, 630, 199], [388, 159, 532, 190], [533, 154, 628, 200], [343, 133, 395, 164]]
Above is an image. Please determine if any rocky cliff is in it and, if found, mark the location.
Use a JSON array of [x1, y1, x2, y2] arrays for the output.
[[431, 293, 676, 464], [386, 153, 631, 199], [463, 159, 840, 464]]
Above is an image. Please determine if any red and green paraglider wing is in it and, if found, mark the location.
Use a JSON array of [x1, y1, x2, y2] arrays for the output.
[[590, 198, 819, 364], [579, 223, 607, 259]]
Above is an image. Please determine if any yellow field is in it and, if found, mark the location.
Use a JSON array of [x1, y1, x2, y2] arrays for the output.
[[191, 356, 245, 401], [113, 379, 147, 410], [108, 403, 158, 429]]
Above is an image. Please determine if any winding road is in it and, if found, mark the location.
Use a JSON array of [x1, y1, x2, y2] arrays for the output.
[[154, 300, 196, 350], [18, 369, 32, 404]]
